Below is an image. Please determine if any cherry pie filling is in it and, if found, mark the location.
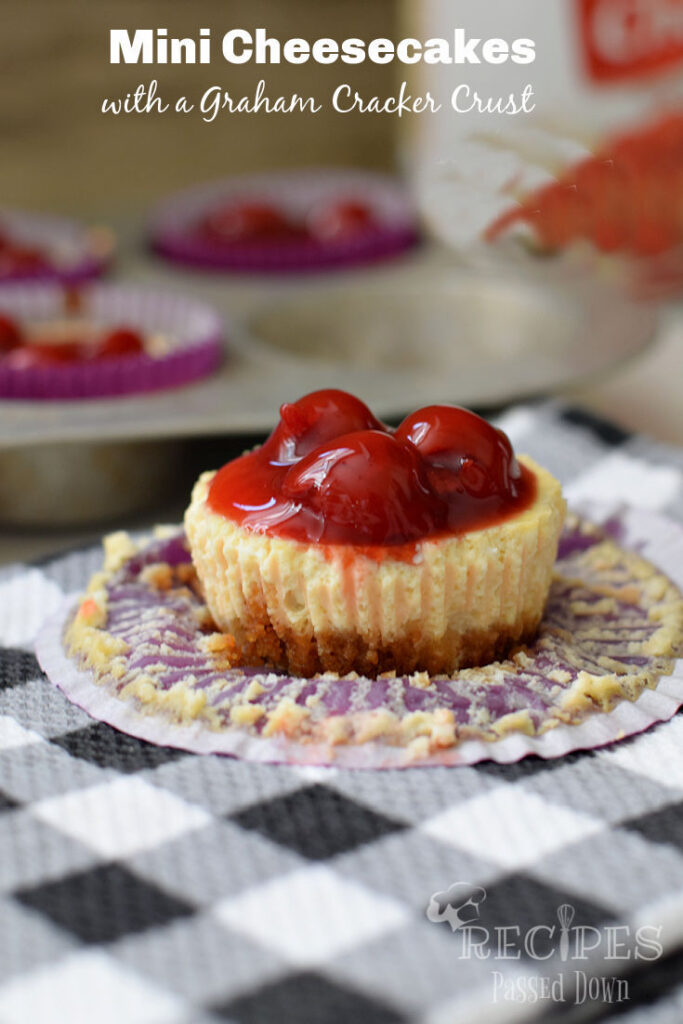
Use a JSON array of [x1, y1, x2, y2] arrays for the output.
[[199, 199, 378, 246], [0, 313, 145, 369], [0, 229, 52, 276], [208, 389, 536, 549]]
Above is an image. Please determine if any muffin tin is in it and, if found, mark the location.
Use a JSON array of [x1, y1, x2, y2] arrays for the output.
[[0, 235, 658, 528], [149, 169, 419, 273], [0, 282, 222, 400], [1, 265, 657, 447], [0, 282, 222, 525]]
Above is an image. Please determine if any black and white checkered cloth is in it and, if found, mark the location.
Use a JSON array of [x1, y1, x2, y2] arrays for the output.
[[1, 403, 683, 1024]]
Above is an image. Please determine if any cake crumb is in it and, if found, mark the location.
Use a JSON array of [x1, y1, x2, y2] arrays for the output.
[[67, 622, 128, 670], [263, 697, 309, 738], [407, 736, 431, 761], [245, 680, 265, 701], [548, 669, 572, 685], [431, 708, 456, 748], [203, 632, 240, 669], [355, 709, 396, 743], [320, 715, 352, 746], [153, 525, 181, 540], [231, 704, 265, 726], [399, 708, 456, 749], [177, 563, 198, 587], [491, 709, 535, 737], [121, 676, 208, 721], [205, 632, 236, 653], [561, 670, 623, 713], [140, 563, 174, 592], [103, 531, 138, 573], [75, 593, 107, 629]]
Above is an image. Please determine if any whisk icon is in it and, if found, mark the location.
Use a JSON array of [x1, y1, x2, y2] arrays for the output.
[[557, 904, 575, 961]]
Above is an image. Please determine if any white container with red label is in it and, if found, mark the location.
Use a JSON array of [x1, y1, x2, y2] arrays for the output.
[[410, 0, 683, 273]]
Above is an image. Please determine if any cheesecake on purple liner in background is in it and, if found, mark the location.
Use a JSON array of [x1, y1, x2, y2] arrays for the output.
[[150, 170, 420, 273], [0, 311, 146, 369], [185, 390, 566, 677], [0, 285, 223, 401], [0, 209, 112, 284]]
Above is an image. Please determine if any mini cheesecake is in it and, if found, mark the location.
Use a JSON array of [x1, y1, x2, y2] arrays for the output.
[[0, 312, 145, 368], [185, 391, 566, 677]]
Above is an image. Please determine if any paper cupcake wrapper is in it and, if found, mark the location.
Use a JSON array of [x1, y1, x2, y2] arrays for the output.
[[0, 283, 223, 400], [0, 208, 112, 284], [36, 502, 683, 769], [149, 169, 420, 273], [185, 464, 564, 676]]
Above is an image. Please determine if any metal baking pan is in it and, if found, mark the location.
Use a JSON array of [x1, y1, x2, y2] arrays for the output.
[[0, 254, 657, 527], [1, 261, 657, 447]]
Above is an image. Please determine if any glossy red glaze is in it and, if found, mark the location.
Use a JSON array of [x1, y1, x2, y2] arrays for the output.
[[263, 389, 385, 465], [0, 235, 49, 276], [4, 341, 85, 368], [309, 200, 376, 241], [0, 314, 23, 352], [0, 313, 146, 367], [395, 405, 522, 500], [94, 327, 144, 360], [202, 202, 303, 244], [207, 390, 536, 547]]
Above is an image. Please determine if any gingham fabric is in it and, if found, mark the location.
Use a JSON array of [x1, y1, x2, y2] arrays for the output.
[[1, 403, 683, 1024]]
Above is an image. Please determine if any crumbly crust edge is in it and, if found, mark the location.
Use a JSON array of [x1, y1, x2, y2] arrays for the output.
[[62, 516, 683, 760]]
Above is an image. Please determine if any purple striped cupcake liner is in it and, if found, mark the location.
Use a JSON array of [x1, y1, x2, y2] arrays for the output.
[[0, 208, 112, 285], [0, 284, 223, 401], [149, 169, 420, 274], [37, 504, 683, 768]]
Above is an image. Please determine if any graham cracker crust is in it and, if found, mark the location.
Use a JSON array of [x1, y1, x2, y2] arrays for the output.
[[233, 608, 544, 677]]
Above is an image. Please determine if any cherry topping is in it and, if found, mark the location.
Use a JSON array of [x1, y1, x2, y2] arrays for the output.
[[0, 314, 23, 352], [0, 228, 50, 277], [94, 327, 144, 360], [0, 320, 147, 368], [263, 389, 385, 464], [3, 341, 84, 369], [282, 430, 441, 544], [0, 244, 48, 276], [207, 390, 535, 548], [396, 405, 520, 498], [309, 200, 376, 241], [203, 202, 301, 244]]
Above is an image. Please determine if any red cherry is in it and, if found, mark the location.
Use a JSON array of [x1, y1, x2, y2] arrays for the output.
[[308, 200, 375, 241], [0, 245, 48, 276], [264, 389, 386, 464], [4, 341, 84, 369], [396, 405, 520, 499], [0, 314, 23, 353], [208, 392, 535, 547], [95, 327, 144, 360], [282, 430, 442, 544], [202, 202, 301, 243]]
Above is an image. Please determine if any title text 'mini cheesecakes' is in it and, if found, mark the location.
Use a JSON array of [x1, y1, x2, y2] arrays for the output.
[[185, 390, 565, 677]]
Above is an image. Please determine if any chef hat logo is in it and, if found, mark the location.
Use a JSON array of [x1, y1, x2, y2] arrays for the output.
[[426, 883, 487, 931]]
